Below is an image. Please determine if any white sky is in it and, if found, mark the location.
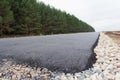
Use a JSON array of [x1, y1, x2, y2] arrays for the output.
[[37, 0, 120, 32]]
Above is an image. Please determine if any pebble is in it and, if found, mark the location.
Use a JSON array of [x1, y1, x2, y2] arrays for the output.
[[115, 73, 120, 80]]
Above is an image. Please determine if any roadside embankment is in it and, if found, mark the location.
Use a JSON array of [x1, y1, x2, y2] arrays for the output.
[[0, 32, 120, 80]]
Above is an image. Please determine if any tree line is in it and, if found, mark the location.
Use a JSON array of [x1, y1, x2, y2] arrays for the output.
[[0, 0, 95, 37]]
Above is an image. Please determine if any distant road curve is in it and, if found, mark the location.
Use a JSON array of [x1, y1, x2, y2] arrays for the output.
[[0, 32, 99, 73]]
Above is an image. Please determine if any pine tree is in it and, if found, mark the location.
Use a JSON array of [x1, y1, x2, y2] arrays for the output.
[[0, 0, 14, 36], [10, 0, 41, 35], [0, 0, 94, 37]]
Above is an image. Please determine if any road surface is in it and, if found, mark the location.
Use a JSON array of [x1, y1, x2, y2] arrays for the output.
[[0, 32, 99, 73]]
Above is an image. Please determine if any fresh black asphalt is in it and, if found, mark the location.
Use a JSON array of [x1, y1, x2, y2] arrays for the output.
[[0, 32, 99, 73]]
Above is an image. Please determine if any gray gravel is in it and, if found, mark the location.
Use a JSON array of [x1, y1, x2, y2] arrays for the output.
[[0, 58, 101, 80]]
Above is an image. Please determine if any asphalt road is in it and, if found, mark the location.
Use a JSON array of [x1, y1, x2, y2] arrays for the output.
[[0, 32, 99, 73]]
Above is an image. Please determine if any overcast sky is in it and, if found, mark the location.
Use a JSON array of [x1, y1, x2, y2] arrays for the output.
[[37, 0, 120, 32]]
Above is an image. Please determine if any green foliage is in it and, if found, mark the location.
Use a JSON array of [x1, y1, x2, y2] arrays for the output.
[[0, 0, 14, 36], [0, 0, 95, 36]]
